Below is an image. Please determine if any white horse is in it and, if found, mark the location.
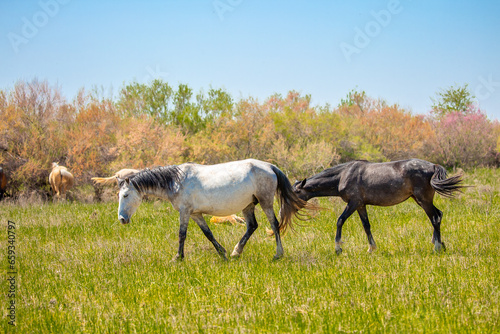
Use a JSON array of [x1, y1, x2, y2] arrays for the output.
[[117, 159, 312, 260]]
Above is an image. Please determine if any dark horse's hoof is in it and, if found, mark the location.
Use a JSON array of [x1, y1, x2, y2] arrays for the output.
[[434, 242, 446, 252], [172, 254, 184, 262], [335, 247, 343, 255]]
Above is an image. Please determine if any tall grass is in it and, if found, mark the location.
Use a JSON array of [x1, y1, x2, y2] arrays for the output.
[[1, 169, 499, 333]]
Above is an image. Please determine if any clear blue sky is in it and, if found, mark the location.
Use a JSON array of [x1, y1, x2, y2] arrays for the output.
[[1, 0, 499, 119]]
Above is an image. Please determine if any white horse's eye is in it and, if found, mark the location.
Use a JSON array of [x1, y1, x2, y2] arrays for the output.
[[123, 194, 129, 198]]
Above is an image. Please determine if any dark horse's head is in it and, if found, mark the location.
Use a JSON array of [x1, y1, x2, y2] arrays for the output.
[[292, 179, 312, 201]]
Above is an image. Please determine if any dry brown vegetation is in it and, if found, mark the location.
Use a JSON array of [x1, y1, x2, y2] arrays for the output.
[[0, 79, 498, 201]]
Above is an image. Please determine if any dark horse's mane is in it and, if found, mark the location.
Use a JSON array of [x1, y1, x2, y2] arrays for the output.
[[128, 165, 184, 194], [317, 160, 364, 177]]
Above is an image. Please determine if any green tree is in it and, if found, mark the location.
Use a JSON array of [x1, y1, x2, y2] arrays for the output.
[[431, 83, 475, 118], [339, 87, 367, 109], [117, 79, 173, 121], [197, 87, 234, 123], [172, 84, 203, 134]]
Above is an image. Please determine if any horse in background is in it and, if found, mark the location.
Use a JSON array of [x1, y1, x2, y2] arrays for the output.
[[0, 167, 7, 201], [210, 214, 246, 226], [49, 162, 74, 201], [293, 159, 464, 254], [92, 169, 141, 186], [117, 159, 313, 260]]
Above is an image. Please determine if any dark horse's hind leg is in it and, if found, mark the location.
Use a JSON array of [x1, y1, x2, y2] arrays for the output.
[[191, 214, 228, 260], [413, 196, 446, 252], [357, 206, 377, 253], [427, 205, 445, 252], [231, 203, 258, 257], [335, 201, 358, 255]]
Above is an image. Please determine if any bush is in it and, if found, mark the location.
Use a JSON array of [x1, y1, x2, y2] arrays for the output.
[[431, 108, 499, 168], [1, 79, 498, 201], [111, 115, 187, 170], [360, 105, 435, 161]]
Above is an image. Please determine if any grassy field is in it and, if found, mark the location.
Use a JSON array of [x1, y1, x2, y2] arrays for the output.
[[1, 168, 499, 333]]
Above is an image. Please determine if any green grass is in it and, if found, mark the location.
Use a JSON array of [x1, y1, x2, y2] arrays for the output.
[[1, 168, 499, 333]]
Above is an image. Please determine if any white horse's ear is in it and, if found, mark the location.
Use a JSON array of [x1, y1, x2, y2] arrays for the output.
[[117, 177, 125, 186], [125, 177, 130, 185]]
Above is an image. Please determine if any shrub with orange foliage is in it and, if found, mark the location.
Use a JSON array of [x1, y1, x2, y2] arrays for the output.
[[361, 105, 435, 161], [0, 79, 68, 195], [111, 115, 187, 170], [64, 100, 120, 183], [1, 79, 498, 201], [189, 97, 276, 164]]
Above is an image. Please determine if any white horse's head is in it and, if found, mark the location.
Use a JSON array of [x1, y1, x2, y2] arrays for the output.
[[117, 178, 142, 224]]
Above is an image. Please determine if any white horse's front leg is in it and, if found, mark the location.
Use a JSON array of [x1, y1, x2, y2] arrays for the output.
[[191, 214, 227, 260], [231, 204, 258, 258], [175, 210, 190, 261]]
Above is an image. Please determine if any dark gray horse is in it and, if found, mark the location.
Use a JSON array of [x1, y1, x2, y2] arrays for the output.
[[117, 159, 310, 260], [293, 159, 464, 254]]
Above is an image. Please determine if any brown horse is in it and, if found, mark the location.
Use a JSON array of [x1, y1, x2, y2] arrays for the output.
[[293, 159, 464, 254], [49, 162, 74, 201], [0, 167, 7, 201], [210, 214, 246, 225]]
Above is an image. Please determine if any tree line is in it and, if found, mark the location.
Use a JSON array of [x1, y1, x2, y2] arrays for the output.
[[0, 79, 498, 200]]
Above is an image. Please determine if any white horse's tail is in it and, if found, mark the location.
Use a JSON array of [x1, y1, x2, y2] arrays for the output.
[[270, 165, 315, 234]]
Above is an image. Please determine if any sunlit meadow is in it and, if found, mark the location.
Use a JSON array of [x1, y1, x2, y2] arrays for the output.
[[1, 168, 499, 333]]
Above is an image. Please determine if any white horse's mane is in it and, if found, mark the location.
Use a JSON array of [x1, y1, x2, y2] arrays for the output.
[[126, 165, 184, 194]]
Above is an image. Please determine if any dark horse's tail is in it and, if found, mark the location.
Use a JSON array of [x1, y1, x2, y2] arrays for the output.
[[270, 165, 315, 234], [431, 165, 464, 198]]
